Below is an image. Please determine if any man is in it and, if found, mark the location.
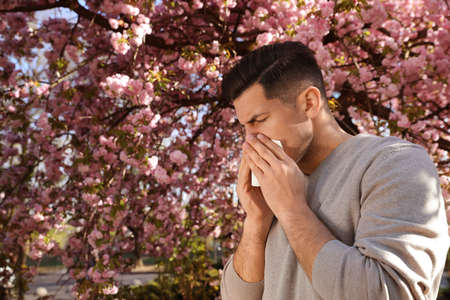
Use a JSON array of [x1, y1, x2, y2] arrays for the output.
[[219, 41, 449, 299]]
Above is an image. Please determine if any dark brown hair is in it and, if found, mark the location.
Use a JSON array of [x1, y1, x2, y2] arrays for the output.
[[221, 41, 328, 108]]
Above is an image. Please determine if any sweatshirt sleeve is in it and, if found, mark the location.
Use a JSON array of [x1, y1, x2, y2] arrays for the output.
[[311, 143, 449, 300], [220, 253, 264, 300]]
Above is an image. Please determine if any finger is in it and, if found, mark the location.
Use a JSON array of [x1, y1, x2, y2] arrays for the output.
[[245, 150, 264, 183], [246, 134, 279, 167], [238, 155, 251, 186], [242, 155, 252, 185], [255, 133, 289, 161], [244, 141, 271, 173]]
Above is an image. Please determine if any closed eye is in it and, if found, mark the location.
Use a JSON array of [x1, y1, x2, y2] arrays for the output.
[[259, 117, 268, 122], [249, 117, 268, 124]]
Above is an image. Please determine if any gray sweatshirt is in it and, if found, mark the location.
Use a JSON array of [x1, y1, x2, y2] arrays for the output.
[[220, 133, 449, 300]]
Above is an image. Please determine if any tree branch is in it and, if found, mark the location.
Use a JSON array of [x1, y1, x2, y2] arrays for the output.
[[64, 0, 111, 30], [438, 138, 450, 152], [339, 82, 392, 119], [0, 0, 71, 13], [0, 0, 178, 51]]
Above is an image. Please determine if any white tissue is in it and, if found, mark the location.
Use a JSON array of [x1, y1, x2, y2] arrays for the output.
[[251, 139, 283, 187]]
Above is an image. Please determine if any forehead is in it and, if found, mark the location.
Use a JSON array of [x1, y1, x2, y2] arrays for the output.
[[233, 83, 279, 122]]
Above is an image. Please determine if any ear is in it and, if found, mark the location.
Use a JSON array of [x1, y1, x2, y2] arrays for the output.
[[296, 86, 322, 119]]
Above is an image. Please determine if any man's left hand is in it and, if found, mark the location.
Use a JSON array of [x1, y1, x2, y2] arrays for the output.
[[243, 133, 309, 222]]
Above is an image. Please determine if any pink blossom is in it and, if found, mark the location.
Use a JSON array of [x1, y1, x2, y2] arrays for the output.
[[206, 69, 219, 79], [102, 270, 115, 278], [194, 57, 207, 70], [385, 83, 398, 97], [87, 229, 103, 248], [131, 23, 152, 46], [332, 69, 348, 88], [210, 40, 220, 54], [361, 0, 387, 28], [397, 114, 410, 128], [127, 78, 143, 95], [72, 270, 86, 280], [137, 14, 150, 24], [61, 255, 74, 267], [411, 121, 426, 132], [65, 45, 79, 63], [29, 248, 43, 260], [68, 237, 83, 251], [256, 32, 274, 46], [108, 18, 119, 30], [170, 150, 188, 166], [178, 57, 195, 72], [150, 114, 161, 127], [403, 56, 425, 78], [154, 166, 172, 184], [255, 7, 268, 18], [37, 112, 50, 131], [212, 225, 221, 238], [78, 164, 89, 173], [103, 73, 130, 96], [11, 86, 20, 98], [220, 108, 235, 123], [149, 155, 158, 169], [33, 213, 44, 222], [319, 1, 334, 18], [192, 0, 204, 10], [110, 32, 130, 55], [35, 83, 49, 96], [1, 1, 449, 297], [87, 268, 103, 283], [118, 4, 140, 16], [359, 67, 373, 83], [171, 171, 183, 181], [82, 193, 100, 206], [102, 284, 118, 295], [224, 0, 237, 8], [102, 254, 110, 265]]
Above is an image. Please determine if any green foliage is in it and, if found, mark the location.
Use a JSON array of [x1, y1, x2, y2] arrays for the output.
[[335, 0, 368, 12], [110, 234, 221, 300], [50, 57, 69, 74], [438, 285, 450, 300], [153, 234, 221, 300], [106, 281, 182, 300]]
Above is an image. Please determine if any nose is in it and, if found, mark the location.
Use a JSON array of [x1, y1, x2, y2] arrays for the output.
[[244, 127, 259, 140]]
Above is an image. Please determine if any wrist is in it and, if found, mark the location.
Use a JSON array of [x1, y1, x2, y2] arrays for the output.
[[243, 216, 273, 245], [278, 203, 315, 239], [277, 199, 310, 227]]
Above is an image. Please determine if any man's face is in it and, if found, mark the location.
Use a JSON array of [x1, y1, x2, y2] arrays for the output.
[[233, 83, 313, 164]]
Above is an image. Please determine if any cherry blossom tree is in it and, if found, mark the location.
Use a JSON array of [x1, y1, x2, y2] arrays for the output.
[[0, 0, 448, 298]]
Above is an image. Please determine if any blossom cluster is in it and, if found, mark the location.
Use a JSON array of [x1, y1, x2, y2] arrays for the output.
[[0, 0, 448, 298]]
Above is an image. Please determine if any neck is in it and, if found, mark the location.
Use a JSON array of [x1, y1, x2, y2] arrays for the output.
[[298, 114, 354, 175]]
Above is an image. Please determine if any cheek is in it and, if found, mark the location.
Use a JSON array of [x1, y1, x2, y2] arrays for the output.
[[284, 122, 313, 148], [260, 119, 286, 138]]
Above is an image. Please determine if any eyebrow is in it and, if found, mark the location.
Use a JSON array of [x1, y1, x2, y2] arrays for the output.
[[245, 112, 269, 124]]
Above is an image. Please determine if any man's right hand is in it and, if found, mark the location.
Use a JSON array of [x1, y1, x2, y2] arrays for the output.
[[229, 153, 274, 283], [237, 154, 274, 241]]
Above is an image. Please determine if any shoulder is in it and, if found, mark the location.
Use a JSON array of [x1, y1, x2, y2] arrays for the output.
[[354, 133, 433, 168], [358, 134, 441, 202]]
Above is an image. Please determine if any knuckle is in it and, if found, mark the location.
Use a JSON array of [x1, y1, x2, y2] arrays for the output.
[[273, 164, 282, 175], [260, 146, 269, 155]]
